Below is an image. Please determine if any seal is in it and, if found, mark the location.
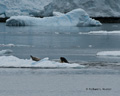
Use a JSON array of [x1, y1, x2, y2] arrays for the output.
[[30, 55, 69, 63], [60, 57, 69, 63], [30, 55, 40, 61]]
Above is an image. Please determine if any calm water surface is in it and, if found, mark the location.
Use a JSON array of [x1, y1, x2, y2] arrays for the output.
[[0, 23, 120, 62], [0, 23, 120, 96], [0, 68, 120, 96]]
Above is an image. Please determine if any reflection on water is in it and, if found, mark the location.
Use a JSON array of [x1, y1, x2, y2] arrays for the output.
[[0, 23, 120, 62]]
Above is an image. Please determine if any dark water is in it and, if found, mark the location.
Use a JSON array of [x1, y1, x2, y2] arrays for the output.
[[0, 23, 120, 63]]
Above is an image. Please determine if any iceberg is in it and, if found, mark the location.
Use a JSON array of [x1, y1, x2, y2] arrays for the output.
[[0, 44, 32, 47], [0, 55, 85, 68], [6, 8, 102, 26]]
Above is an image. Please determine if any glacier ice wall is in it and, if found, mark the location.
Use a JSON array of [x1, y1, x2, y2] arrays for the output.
[[43, 0, 120, 17], [0, 0, 120, 18], [0, 0, 53, 17]]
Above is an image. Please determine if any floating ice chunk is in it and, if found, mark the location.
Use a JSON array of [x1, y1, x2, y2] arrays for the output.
[[97, 51, 120, 57], [78, 31, 120, 35], [54, 32, 59, 34], [88, 45, 92, 48], [0, 44, 15, 47], [0, 55, 85, 68], [89, 31, 120, 35], [0, 44, 32, 47], [1, 0, 120, 18], [0, 49, 13, 56], [6, 8, 102, 26]]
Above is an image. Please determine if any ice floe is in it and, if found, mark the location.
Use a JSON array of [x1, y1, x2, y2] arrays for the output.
[[79, 31, 120, 35], [6, 8, 102, 26], [89, 31, 120, 35], [0, 55, 85, 68], [97, 51, 120, 57], [0, 44, 33, 47]]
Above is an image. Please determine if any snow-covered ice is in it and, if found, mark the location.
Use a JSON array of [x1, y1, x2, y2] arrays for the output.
[[6, 8, 102, 26], [97, 51, 120, 57], [0, 55, 85, 68]]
